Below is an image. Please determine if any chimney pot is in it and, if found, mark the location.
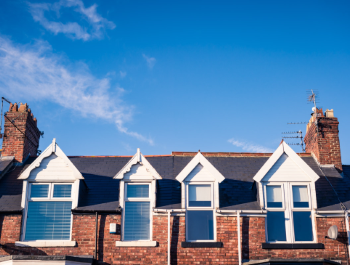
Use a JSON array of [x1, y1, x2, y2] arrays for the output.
[[325, 109, 334, 118], [18, 103, 27, 112], [10, 103, 18, 112]]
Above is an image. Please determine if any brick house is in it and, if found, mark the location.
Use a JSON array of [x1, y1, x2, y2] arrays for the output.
[[0, 102, 349, 265]]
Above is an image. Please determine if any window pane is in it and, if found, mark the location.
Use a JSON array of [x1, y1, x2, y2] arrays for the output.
[[124, 202, 150, 240], [187, 211, 214, 240], [127, 185, 149, 198], [25, 201, 72, 240], [31, 184, 49, 198], [53, 185, 72, 198], [189, 185, 211, 207], [293, 211, 313, 241], [293, 186, 309, 208], [267, 212, 286, 241], [266, 186, 282, 208]]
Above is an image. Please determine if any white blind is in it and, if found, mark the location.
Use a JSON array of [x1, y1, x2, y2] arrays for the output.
[[189, 185, 211, 201], [25, 201, 72, 240], [266, 186, 282, 202], [293, 186, 308, 202], [124, 202, 150, 240]]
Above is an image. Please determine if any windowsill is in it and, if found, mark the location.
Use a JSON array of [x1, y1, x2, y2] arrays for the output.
[[15, 240, 76, 247], [181, 242, 223, 248], [115, 241, 157, 247], [262, 243, 324, 249]]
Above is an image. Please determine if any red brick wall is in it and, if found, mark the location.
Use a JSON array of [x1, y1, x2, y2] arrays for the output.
[[171, 215, 238, 264], [0, 214, 348, 264], [2, 103, 40, 163], [243, 216, 349, 263]]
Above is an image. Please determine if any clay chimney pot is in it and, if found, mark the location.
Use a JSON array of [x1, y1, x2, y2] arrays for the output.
[[10, 103, 18, 112], [325, 109, 334, 118], [18, 103, 27, 112]]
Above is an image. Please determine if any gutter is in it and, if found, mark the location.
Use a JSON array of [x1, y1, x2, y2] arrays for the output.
[[216, 209, 267, 214], [315, 210, 346, 214], [153, 209, 186, 213], [71, 209, 121, 214]]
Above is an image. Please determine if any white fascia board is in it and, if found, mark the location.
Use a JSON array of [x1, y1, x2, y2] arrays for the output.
[[18, 138, 83, 180], [253, 141, 319, 183], [253, 143, 284, 182], [175, 152, 225, 183], [113, 149, 162, 180]]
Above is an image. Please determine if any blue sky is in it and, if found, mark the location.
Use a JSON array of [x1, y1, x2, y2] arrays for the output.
[[0, 0, 349, 164]]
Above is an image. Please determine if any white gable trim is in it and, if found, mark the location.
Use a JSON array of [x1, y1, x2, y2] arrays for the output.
[[18, 138, 83, 180], [113, 148, 162, 180], [175, 152, 225, 183], [253, 141, 319, 183]]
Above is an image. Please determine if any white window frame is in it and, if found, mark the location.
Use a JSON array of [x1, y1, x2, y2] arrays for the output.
[[185, 181, 216, 242], [21, 181, 76, 242], [264, 182, 316, 244], [122, 181, 153, 242]]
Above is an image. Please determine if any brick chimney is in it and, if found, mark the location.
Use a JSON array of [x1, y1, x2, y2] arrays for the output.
[[304, 108, 342, 171], [1, 103, 41, 163]]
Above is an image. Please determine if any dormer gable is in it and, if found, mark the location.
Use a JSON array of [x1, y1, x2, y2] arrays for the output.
[[114, 148, 161, 180], [261, 153, 314, 182], [253, 141, 319, 183], [176, 152, 225, 209], [18, 138, 83, 181], [184, 163, 216, 182], [175, 152, 225, 183]]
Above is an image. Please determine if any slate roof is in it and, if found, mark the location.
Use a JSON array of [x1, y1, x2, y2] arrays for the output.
[[0, 154, 349, 213], [0, 157, 35, 212], [0, 156, 14, 178]]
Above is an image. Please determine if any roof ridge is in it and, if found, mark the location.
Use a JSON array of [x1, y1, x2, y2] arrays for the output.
[[172, 151, 312, 157], [67, 155, 173, 158]]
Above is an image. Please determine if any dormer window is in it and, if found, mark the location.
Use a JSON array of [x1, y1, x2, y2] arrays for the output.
[[253, 142, 319, 245], [186, 183, 214, 241], [175, 152, 225, 243], [16, 139, 83, 247], [114, 148, 161, 246], [265, 183, 313, 243]]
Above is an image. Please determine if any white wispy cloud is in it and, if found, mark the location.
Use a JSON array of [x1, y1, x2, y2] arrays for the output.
[[0, 37, 153, 145], [119, 71, 127, 79], [28, 0, 115, 41], [228, 138, 273, 153], [142, 54, 156, 69]]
